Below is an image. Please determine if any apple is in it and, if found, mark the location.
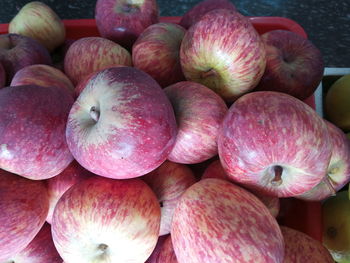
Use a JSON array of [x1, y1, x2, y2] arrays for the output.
[[146, 235, 168, 263], [4, 223, 62, 263], [180, 9, 266, 102], [171, 178, 284, 262], [132, 22, 186, 87], [0, 85, 74, 180], [297, 120, 350, 201], [164, 81, 228, 164], [218, 91, 332, 197], [142, 160, 197, 236], [179, 0, 236, 29], [46, 160, 94, 224], [66, 66, 177, 179], [11, 64, 75, 97], [323, 190, 350, 263], [157, 235, 178, 263], [0, 170, 49, 262], [0, 33, 52, 84], [0, 62, 5, 88], [95, 0, 159, 50], [64, 36, 132, 85], [325, 74, 350, 132], [281, 226, 334, 262], [254, 29, 324, 101], [52, 176, 161, 263], [8, 1, 65, 52], [202, 159, 280, 217]]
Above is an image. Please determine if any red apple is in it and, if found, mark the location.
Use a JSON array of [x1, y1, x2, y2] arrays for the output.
[[95, 0, 159, 49], [132, 22, 186, 87], [52, 176, 161, 263], [0, 33, 52, 84], [0, 170, 49, 262], [0, 85, 74, 180], [8, 1, 66, 52], [142, 160, 197, 236], [179, 0, 236, 29], [281, 226, 334, 262], [297, 120, 350, 201], [171, 178, 284, 262], [157, 235, 178, 263], [218, 91, 332, 197], [66, 67, 177, 179], [46, 160, 94, 224], [0, 62, 5, 88], [254, 30, 324, 100], [202, 159, 280, 217], [11, 64, 75, 96], [164, 81, 228, 164], [5, 223, 62, 263], [180, 9, 266, 102], [64, 37, 132, 85]]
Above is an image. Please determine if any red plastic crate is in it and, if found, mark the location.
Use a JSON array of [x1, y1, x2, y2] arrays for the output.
[[0, 16, 322, 242]]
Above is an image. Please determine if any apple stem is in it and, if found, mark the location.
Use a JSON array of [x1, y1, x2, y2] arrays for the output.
[[90, 106, 100, 122], [324, 177, 337, 196], [271, 165, 283, 186], [200, 68, 217, 79]]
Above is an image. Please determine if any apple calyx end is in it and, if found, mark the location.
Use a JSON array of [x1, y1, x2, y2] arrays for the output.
[[90, 106, 100, 122], [200, 68, 218, 79], [270, 165, 283, 186], [98, 243, 108, 251]]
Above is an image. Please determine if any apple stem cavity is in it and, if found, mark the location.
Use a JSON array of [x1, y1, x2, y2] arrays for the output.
[[200, 68, 218, 79], [271, 165, 283, 186], [90, 106, 100, 122]]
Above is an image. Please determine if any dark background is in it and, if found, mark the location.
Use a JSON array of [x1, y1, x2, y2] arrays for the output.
[[0, 0, 349, 67]]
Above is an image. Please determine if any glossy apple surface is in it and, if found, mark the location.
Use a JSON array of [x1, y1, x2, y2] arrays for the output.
[[64, 36, 132, 85], [180, 9, 266, 102], [164, 81, 228, 164], [9, 1, 65, 51], [52, 176, 161, 263], [171, 178, 284, 262], [218, 91, 332, 197], [66, 67, 177, 179], [254, 29, 324, 100], [95, 0, 159, 49], [142, 160, 196, 236], [0, 170, 49, 262], [0, 85, 74, 180], [132, 22, 186, 87]]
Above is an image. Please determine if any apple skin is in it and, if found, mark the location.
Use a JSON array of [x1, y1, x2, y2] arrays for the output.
[[146, 235, 168, 263], [297, 120, 350, 201], [0, 34, 52, 84], [0, 85, 74, 180], [64, 37, 132, 85], [142, 160, 197, 236], [254, 30, 324, 101], [95, 0, 159, 50], [218, 91, 332, 197], [179, 0, 236, 29], [11, 64, 75, 97], [0, 62, 5, 88], [201, 159, 280, 217], [52, 176, 161, 263], [0, 170, 49, 262], [132, 22, 186, 87], [66, 66, 177, 179], [157, 235, 178, 263], [164, 81, 228, 164], [46, 160, 95, 224], [180, 9, 266, 102], [4, 223, 62, 263], [8, 1, 65, 52], [281, 226, 334, 262], [171, 178, 284, 262]]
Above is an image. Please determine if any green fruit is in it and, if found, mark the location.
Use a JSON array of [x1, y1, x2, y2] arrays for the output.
[[323, 190, 350, 262]]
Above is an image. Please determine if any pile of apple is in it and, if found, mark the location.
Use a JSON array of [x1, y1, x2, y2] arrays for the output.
[[0, 0, 349, 262]]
